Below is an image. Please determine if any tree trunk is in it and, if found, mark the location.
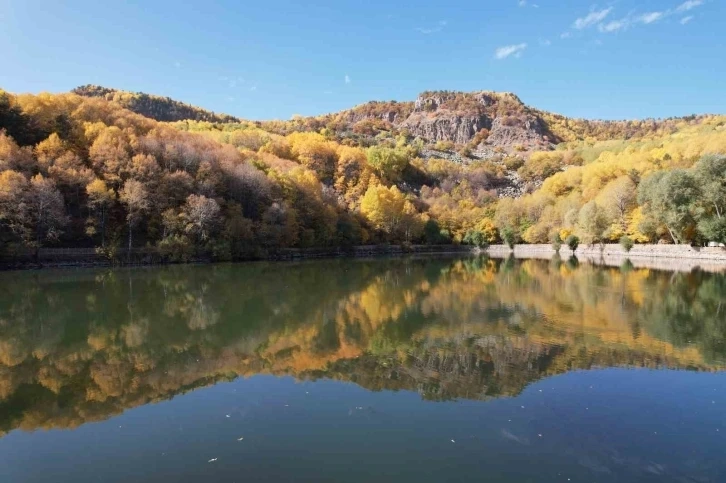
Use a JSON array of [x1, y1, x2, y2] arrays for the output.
[[666, 225, 679, 244], [100, 207, 106, 247], [127, 225, 132, 263]]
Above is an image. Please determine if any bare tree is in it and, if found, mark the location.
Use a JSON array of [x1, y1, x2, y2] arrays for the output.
[[29, 174, 67, 249], [183, 194, 220, 242], [120, 180, 150, 258]]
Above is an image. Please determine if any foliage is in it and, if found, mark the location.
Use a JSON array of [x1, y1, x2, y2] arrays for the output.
[[620, 235, 634, 252], [566, 235, 579, 251], [501, 227, 516, 248], [0, 88, 724, 259]]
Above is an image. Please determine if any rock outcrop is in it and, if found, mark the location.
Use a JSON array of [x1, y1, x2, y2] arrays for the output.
[[337, 90, 558, 152]]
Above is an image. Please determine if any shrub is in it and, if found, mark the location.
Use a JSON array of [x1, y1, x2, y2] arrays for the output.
[[458, 146, 472, 158], [434, 140, 455, 152], [566, 234, 580, 252], [501, 227, 516, 249], [463, 230, 488, 248], [503, 156, 525, 171], [620, 235, 634, 252], [551, 233, 562, 252]]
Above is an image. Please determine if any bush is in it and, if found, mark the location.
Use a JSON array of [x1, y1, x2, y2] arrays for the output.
[[501, 227, 516, 249], [434, 140, 455, 152], [619, 235, 634, 252], [463, 230, 488, 248], [424, 219, 450, 245], [566, 234, 579, 252], [157, 235, 194, 262], [458, 146, 472, 158], [503, 156, 525, 171], [551, 233, 562, 252]]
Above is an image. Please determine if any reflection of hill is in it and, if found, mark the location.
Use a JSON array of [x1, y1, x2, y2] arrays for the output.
[[0, 257, 724, 435]]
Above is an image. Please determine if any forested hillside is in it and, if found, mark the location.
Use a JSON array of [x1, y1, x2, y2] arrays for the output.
[[72, 85, 240, 123], [1, 86, 724, 263]]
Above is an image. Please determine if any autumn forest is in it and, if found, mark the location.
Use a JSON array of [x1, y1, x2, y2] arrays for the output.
[[1, 86, 725, 263]]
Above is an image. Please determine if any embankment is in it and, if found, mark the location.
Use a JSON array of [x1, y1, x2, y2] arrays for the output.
[[485, 243, 726, 272]]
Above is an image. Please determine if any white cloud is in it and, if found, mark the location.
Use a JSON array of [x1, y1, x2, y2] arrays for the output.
[[518, 0, 527, 6], [573, 7, 612, 29], [638, 12, 664, 24], [560, 32, 571, 39], [677, 0, 703, 12], [344, 74, 351, 84], [598, 19, 628, 33], [680, 15, 694, 24], [249, 86, 257, 91], [494, 43, 527, 59], [416, 20, 447, 34]]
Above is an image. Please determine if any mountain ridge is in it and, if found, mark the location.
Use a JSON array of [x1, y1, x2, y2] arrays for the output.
[[71, 84, 708, 155]]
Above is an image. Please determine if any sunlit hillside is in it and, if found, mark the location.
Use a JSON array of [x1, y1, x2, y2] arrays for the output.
[[1, 87, 725, 263]]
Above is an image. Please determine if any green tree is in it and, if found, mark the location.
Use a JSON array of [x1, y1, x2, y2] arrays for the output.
[[566, 235, 579, 252], [365, 146, 409, 181], [692, 154, 726, 243], [577, 201, 609, 245], [619, 235, 634, 252], [637, 170, 699, 244]]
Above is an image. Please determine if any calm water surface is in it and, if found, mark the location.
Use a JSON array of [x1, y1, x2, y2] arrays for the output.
[[0, 256, 725, 482]]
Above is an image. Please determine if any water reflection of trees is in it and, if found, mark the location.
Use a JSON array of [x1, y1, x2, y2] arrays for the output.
[[0, 257, 724, 435]]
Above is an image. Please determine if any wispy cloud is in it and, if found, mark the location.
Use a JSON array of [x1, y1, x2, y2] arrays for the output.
[[416, 20, 447, 34], [344, 74, 351, 84], [560, 32, 571, 39], [638, 11, 664, 24], [677, 0, 702, 12], [596, 1, 705, 34], [518, 0, 526, 6], [249, 86, 257, 92], [494, 43, 527, 59], [598, 19, 628, 33], [539, 38, 552, 46], [573, 7, 612, 29]]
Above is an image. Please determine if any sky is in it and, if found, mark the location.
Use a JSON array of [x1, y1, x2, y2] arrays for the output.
[[1, 0, 724, 121]]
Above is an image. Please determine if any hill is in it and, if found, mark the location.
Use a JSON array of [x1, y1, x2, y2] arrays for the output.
[[72, 84, 240, 123], [71, 85, 705, 156], [0, 85, 724, 262]]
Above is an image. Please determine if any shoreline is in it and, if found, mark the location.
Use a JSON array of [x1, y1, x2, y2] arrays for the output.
[[0, 244, 472, 271], [3, 243, 726, 272]]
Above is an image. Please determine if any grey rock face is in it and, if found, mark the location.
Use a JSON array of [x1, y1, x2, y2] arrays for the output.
[[401, 112, 491, 145]]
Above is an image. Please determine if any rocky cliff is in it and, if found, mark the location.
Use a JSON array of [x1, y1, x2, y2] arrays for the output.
[[332, 90, 558, 153]]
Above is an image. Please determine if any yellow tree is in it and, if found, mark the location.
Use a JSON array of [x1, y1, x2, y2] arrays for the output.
[[361, 185, 422, 241], [86, 179, 116, 246], [287, 132, 338, 183]]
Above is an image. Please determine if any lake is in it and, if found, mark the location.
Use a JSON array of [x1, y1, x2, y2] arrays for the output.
[[0, 256, 725, 482]]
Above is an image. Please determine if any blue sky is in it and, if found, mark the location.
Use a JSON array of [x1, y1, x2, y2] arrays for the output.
[[1, 0, 724, 120]]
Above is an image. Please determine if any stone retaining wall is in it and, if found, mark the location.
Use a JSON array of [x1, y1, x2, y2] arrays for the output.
[[486, 243, 726, 262]]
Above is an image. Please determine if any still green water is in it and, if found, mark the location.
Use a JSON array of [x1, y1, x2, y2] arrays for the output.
[[0, 256, 725, 482]]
